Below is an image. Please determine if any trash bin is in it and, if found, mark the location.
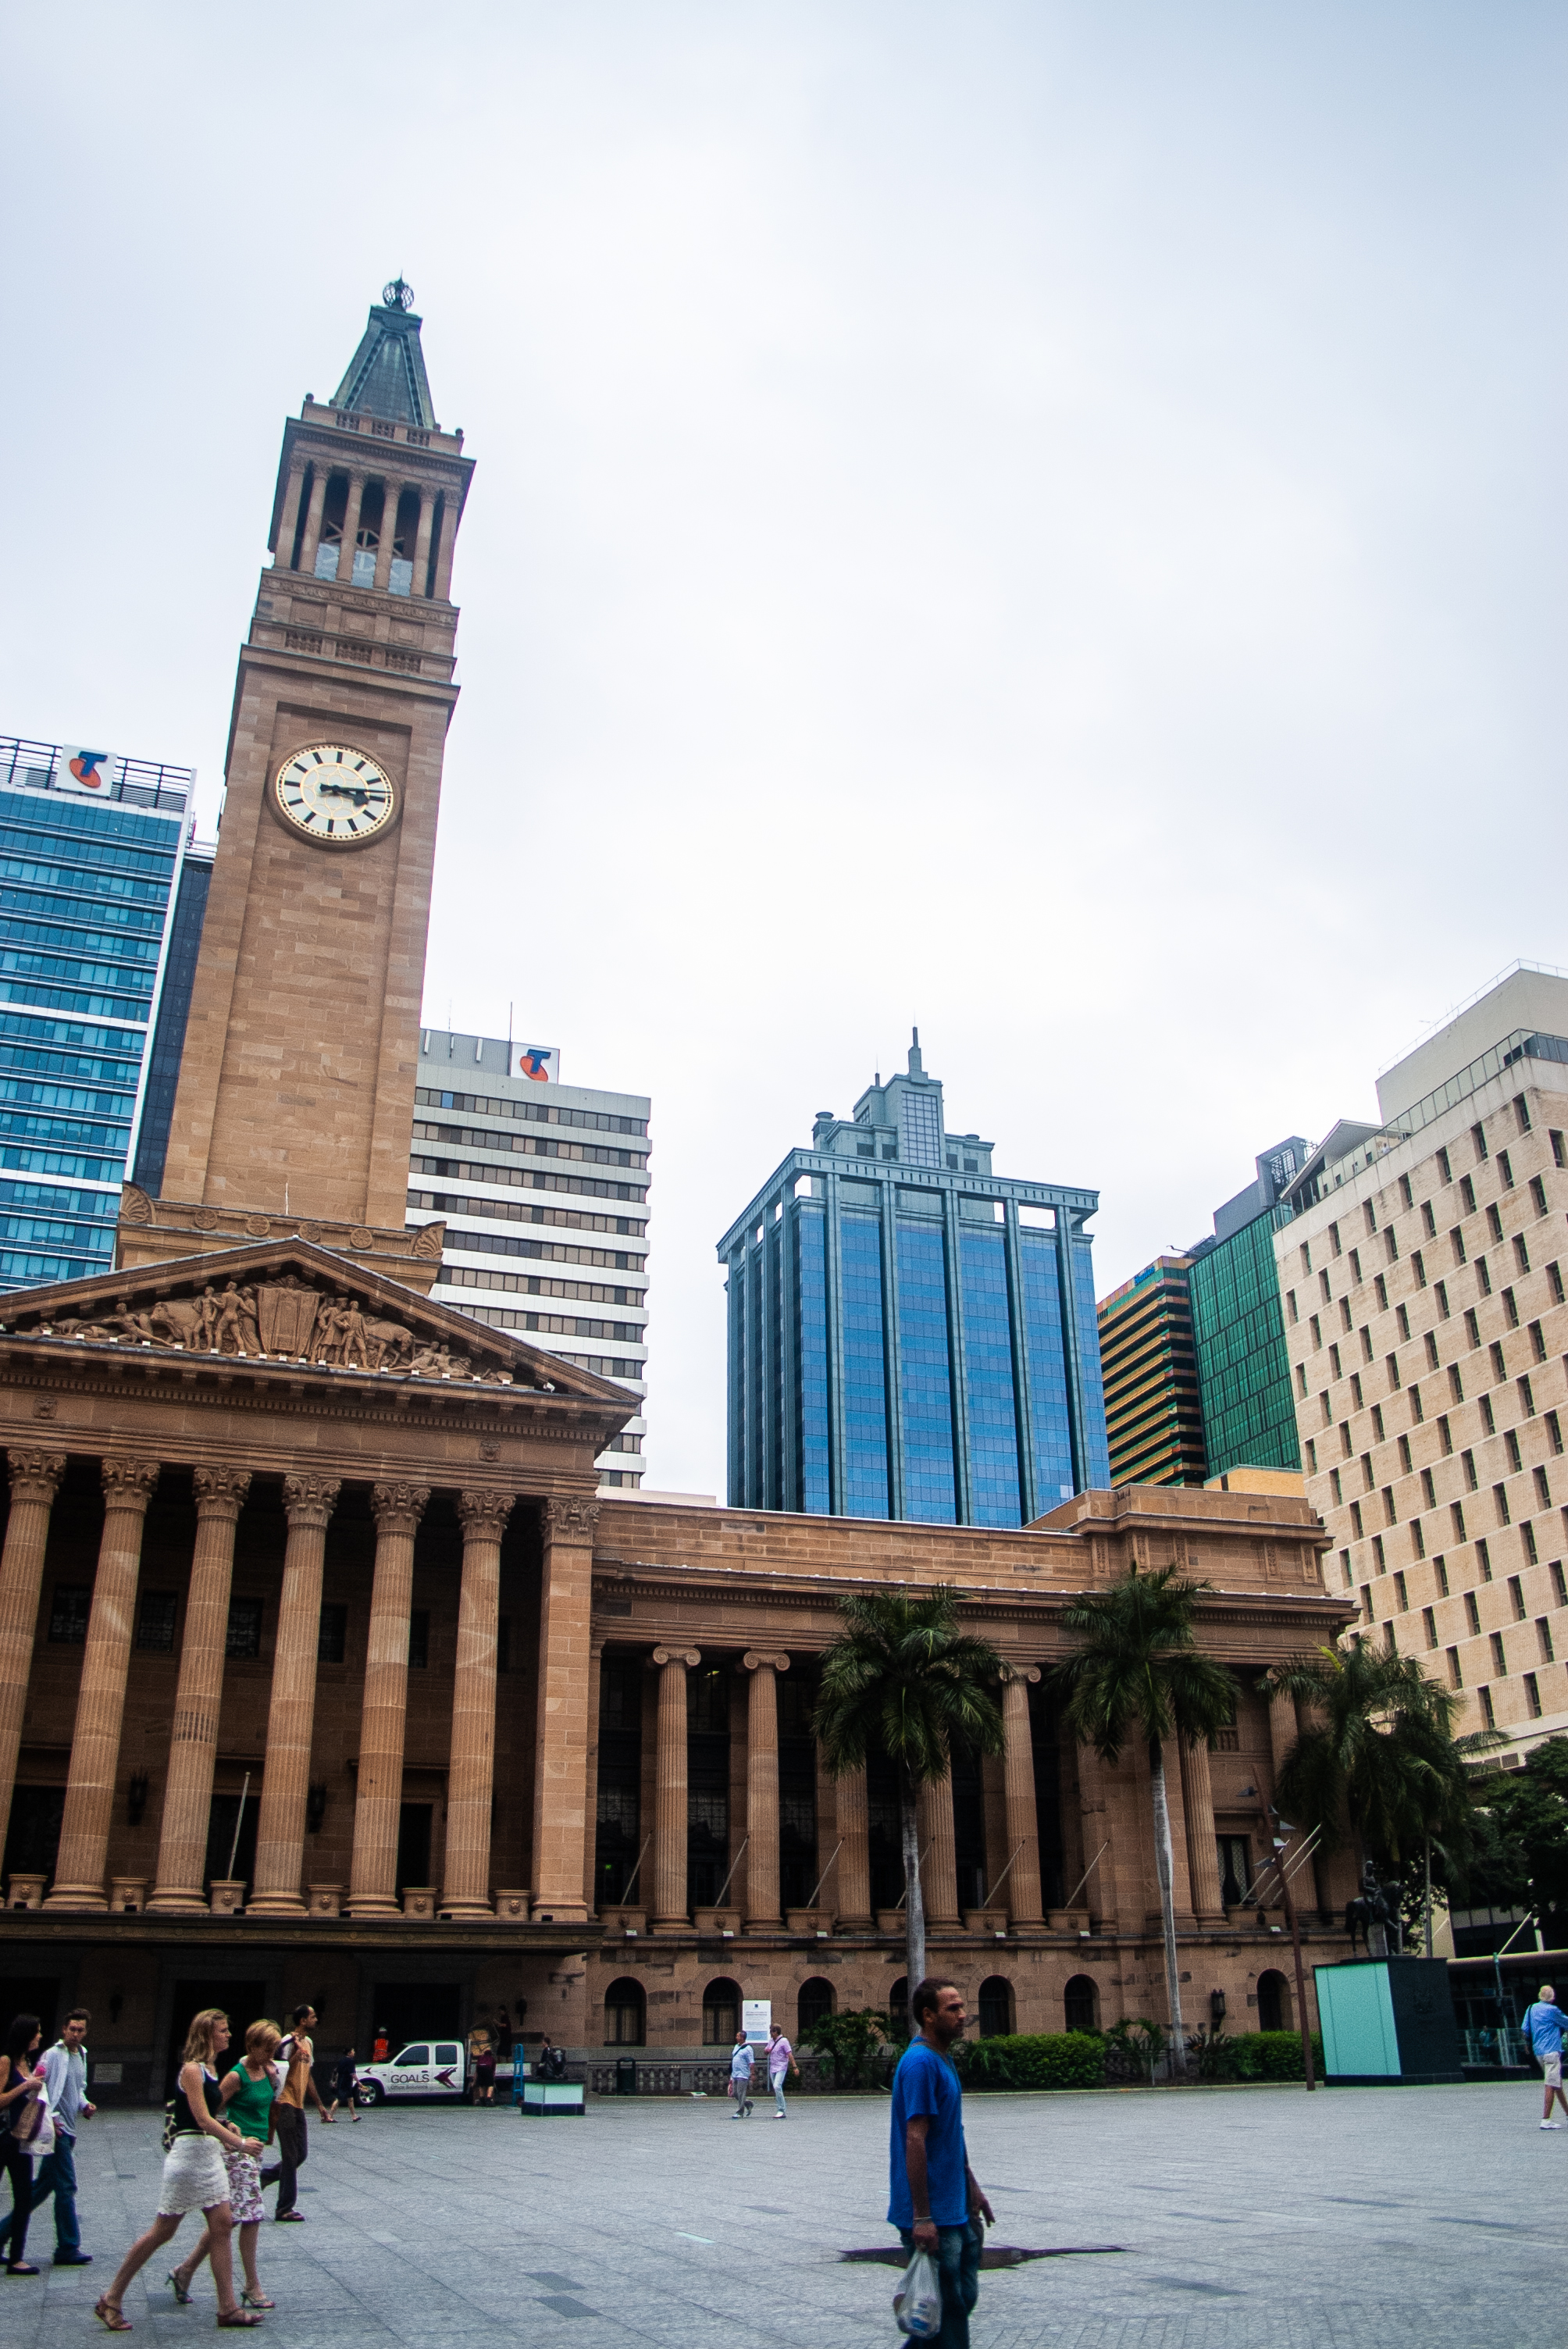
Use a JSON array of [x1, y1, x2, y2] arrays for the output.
[[615, 2058, 637, 2098]]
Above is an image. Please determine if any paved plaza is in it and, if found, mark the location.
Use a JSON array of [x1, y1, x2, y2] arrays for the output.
[[0, 2082, 1554, 2349]]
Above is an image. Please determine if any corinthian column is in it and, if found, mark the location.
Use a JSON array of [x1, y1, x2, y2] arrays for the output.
[[530, 1496, 598, 1923], [1179, 1735, 1225, 1918], [47, 1459, 160, 1910], [248, 1474, 340, 1916], [347, 1481, 429, 1919], [149, 1467, 251, 1912], [651, 1645, 697, 1930], [0, 1450, 66, 1861], [1000, 1665, 1044, 1923], [835, 1763, 872, 1928], [743, 1651, 787, 1930], [918, 1775, 960, 1927], [441, 1491, 512, 1918]]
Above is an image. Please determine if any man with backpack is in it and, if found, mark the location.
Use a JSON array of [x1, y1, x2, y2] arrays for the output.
[[1520, 1984, 1568, 2129]]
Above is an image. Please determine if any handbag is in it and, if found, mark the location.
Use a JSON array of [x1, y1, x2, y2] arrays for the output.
[[9, 2077, 43, 2145]]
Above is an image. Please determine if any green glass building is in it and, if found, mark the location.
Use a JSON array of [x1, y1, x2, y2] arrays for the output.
[[1184, 1139, 1307, 1479]]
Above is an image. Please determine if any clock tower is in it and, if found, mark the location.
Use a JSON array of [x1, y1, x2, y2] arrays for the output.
[[119, 283, 473, 1288]]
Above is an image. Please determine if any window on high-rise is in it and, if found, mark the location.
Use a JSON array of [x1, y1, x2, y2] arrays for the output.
[[899, 1090, 942, 1168]]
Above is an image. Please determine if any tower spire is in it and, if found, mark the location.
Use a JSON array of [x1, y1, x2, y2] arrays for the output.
[[330, 281, 439, 429]]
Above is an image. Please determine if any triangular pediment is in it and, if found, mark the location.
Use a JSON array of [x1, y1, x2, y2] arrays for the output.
[[0, 1238, 633, 1410]]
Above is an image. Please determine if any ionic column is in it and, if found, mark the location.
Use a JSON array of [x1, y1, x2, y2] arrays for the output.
[[1179, 1735, 1225, 1919], [1074, 1741, 1114, 1927], [743, 1651, 787, 1929], [46, 1459, 160, 1910], [248, 1474, 340, 1916], [148, 1467, 251, 1912], [347, 1481, 429, 1919], [918, 1775, 960, 1927], [410, 487, 436, 597], [442, 1491, 513, 1919], [338, 472, 368, 586], [0, 1450, 66, 1860], [1000, 1665, 1044, 1923], [297, 466, 330, 574], [836, 1763, 871, 1928], [530, 1497, 599, 1923], [273, 461, 308, 572], [651, 1645, 697, 1930], [432, 495, 457, 599], [372, 481, 404, 592]]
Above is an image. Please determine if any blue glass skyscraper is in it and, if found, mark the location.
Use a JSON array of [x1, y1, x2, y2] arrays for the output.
[[0, 736, 200, 1288], [718, 1034, 1110, 1523]]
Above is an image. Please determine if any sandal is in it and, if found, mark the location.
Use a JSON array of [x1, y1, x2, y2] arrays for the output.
[[169, 2271, 194, 2304], [216, 2313, 264, 2329], [95, 2299, 134, 2332], [241, 2293, 275, 2310]]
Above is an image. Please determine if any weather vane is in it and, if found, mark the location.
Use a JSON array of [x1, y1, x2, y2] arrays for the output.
[[382, 276, 415, 312]]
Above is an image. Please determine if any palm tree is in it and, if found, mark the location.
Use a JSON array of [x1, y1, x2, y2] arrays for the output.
[[814, 1587, 1004, 2001], [1053, 1566, 1238, 2075], [1267, 1640, 1501, 1946]]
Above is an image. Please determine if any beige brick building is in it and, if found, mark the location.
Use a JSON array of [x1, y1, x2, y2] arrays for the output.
[[1276, 965, 1568, 1762]]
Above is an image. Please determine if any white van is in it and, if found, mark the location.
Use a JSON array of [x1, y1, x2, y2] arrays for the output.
[[355, 2040, 469, 2102]]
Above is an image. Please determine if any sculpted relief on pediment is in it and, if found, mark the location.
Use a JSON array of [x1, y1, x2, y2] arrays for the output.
[[5, 1272, 545, 1388]]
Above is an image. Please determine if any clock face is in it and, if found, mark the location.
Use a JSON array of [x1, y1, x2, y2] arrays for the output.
[[273, 743, 397, 845]]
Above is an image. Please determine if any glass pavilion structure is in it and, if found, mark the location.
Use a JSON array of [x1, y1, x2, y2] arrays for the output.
[[718, 1035, 1110, 1524]]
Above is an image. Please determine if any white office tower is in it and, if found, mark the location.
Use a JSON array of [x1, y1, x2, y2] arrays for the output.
[[405, 1029, 650, 1487]]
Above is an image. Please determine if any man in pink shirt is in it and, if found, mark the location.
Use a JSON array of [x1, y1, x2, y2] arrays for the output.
[[767, 2023, 794, 2119]]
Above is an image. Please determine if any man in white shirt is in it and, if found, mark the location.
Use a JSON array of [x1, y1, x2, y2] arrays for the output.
[[0, 2009, 94, 2265], [729, 2030, 755, 2118]]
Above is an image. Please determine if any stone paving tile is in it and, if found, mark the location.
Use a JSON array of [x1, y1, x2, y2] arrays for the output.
[[0, 2084, 1554, 2347]]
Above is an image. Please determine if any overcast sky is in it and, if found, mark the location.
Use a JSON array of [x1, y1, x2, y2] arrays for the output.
[[6, 3, 1566, 1496]]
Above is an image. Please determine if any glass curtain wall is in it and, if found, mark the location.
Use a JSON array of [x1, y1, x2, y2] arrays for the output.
[[897, 1220, 957, 1520], [960, 1228, 1021, 1526], [1188, 1207, 1300, 1475], [794, 1207, 830, 1513], [1019, 1230, 1075, 1503], [841, 1214, 890, 1517]]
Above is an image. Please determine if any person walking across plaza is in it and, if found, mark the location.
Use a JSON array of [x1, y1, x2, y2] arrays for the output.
[[327, 2050, 360, 2123], [729, 2030, 755, 2117], [0, 2012, 45, 2274], [170, 2021, 280, 2312], [260, 2006, 325, 2219], [889, 1980, 994, 2349], [1521, 1984, 1568, 2127], [766, 2023, 795, 2119], [0, 2007, 95, 2267], [92, 2007, 263, 2333]]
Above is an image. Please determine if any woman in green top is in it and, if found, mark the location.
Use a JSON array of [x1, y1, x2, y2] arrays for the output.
[[170, 2022, 280, 2311]]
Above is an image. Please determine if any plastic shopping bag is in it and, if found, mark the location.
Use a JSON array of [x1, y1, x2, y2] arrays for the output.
[[30, 2093, 54, 2159], [893, 2247, 943, 2339]]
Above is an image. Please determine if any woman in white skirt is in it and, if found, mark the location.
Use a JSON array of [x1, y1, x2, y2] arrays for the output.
[[168, 2020, 281, 2312], [94, 2009, 264, 2332]]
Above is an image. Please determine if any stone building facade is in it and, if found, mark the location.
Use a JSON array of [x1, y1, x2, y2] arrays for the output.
[[0, 286, 1355, 2094]]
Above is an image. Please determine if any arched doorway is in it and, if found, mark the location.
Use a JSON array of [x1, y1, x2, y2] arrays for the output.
[[603, 1977, 645, 2046], [703, 1977, 741, 2045], [978, 1977, 1013, 2038], [798, 1977, 835, 2037], [1064, 1974, 1099, 2032], [1257, 1970, 1291, 2032], [889, 1977, 908, 2036]]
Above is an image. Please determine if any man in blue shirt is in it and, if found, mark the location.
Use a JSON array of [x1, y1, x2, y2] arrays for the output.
[[1520, 1984, 1568, 2128], [729, 2030, 755, 2118], [889, 1980, 994, 2348]]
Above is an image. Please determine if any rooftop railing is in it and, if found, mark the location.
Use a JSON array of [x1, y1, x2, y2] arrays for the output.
[[0, 736, 194, 815]]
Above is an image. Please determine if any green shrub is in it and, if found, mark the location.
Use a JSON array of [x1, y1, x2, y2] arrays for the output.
[[952, 2031, 1107, 2091], [799, 2007, 891, 2087], [1192, 2030, 1325, 2081]]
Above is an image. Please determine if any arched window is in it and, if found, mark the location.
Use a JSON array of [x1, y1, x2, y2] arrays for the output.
[[1257, 1970, 1291, 2033], [978, 1977, 1013, 2038], [1064, 1974, 1099, 2033], [798, 1977, 835, 2037], [603, 1978, 645, 2046], [703, 1977, 740, 2046], [889, 1977, 908, 2034]]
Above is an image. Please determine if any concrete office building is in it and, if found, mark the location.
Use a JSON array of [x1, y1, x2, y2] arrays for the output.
[[1277, 964, 1568, 1763], [1098, 1256, 1209, 1488], [405, 1030, 650, 1488], [0, 737, 203, 1290], [718, 1034, 1110, 1524]]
